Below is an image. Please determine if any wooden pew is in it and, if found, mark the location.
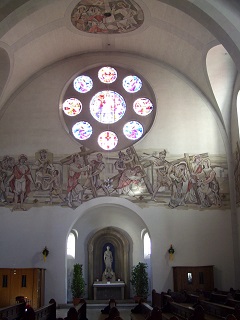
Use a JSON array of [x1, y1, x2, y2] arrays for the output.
[[226, 300, 240, 308], [209, 294, 228, 305], [0, 300, 56, 320], [159, 289, 240, 320], [161, 294, 194, 320], [0, 302, 26, 320], [200, 300, 235, 318], [152, 290, 163, 308], [130, 289, 164, 320], [185, 293, 200, 305], [34, 300, 56, 320], [161, 291, 240, 320]]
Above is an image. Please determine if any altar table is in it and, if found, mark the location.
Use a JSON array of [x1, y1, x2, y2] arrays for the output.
[[93, 281, 125, 300]]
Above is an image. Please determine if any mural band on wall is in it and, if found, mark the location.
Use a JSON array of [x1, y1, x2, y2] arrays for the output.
[[0, 146, 229, 211]]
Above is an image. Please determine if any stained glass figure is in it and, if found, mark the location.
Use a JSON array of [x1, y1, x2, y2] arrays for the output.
[[133, 98, 153, 116], [98, 66, 117, 84], [123, 121, 143, 140], [63, 98, 82, 116], [98, 131, 118, 150], [72, 121, 93, 140], [73, 75, 93, 93], [90, 90, 126, 124], [122, 75, 142, 93]]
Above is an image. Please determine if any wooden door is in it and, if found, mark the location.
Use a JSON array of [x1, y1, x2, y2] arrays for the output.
[[173, 266, 214, 292], [0, 268, 45, 308], [0, 268, 11, 307]]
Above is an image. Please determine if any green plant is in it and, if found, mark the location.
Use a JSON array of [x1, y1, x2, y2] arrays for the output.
[[130, 262, 149, 299], [71, 263, 85, 298]]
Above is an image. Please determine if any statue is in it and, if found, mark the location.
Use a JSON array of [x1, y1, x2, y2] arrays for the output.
[[102, 245, 115, 282], [104, 246, 113, 274]]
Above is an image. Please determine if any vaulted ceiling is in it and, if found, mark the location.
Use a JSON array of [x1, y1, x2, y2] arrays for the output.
[[0, 0, 240, 132]]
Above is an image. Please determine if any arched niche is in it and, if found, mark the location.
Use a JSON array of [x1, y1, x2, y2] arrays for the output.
[[88, 226, 130, 299]]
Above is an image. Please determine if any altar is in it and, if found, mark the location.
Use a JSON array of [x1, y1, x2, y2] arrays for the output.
[[93, 281, 125, 300]]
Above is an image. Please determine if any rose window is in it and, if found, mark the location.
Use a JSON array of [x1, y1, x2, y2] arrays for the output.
[[60, 66, 156, 151]]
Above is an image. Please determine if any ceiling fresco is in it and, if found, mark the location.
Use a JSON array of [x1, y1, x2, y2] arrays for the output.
[[71, 0, 144, 34]]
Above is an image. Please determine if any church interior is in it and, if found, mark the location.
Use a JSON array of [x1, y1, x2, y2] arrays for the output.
[[0, 0, 240, 311]]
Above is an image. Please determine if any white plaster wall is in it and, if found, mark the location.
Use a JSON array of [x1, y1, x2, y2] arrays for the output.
[[0, 53, 234, 305], [0, 197, 235, 305], [0, 52, 226, 156]]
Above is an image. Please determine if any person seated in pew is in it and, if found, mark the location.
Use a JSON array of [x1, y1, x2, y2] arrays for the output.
[[65, 307, 78, 320], [105, 307, 121, 320], [77, 298, 88, 320], [166, 289, 187, 303], [145, 306, 162, 320], [131, 298, 146, 314], [227, 288, 236, 300], [21, 306, 35, 320], [188, 304, 205, 320], [101, 299, 117, 314]]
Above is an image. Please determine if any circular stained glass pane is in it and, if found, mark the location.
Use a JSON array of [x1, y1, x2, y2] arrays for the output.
[[73, 75, 93, 93], [133, 98, 153, 116], [72, 121, 92, 140], [98, 131, 118, 150], [122, 75, 142, 93], [98, 67, 117, 84], [90, 90, 126, 124], [63, 98, 82, 116], [123, 121, 143, 140]]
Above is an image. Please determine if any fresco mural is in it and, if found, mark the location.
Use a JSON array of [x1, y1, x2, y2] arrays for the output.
[[71, 0, 144, 34], [0, 147, 229, 212]]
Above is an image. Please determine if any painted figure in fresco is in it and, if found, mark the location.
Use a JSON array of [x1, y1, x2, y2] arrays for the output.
[[0, 160, 7, 203], [0, 156, 13, 203], [112, 151, 127, 190], [185, 155, 221, 208], [32, 149, 52, 191], [84, 153, 110, 196], [71, 5, 88, 31], [197, 158, 221, 208], [124, 148, 137, 169], [49, 169, 65, 205], [185, 154, 204, 205], [113, 147, 153, 196], [66, 154, 89, 208], [7, 154, 34, 211], [116, 165, 144, 195], [151, 150, 172, 200], [114, 1, 138, 31], [87, 6, 107, 33], [168, 162, 188, 208], [4, 156, 15, 203]]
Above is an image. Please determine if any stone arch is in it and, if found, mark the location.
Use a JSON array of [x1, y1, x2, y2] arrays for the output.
[[88, 226, 130, 299]]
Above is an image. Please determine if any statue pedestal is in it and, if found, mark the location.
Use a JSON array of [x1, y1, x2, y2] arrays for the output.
[[93, 281, 125, 300]]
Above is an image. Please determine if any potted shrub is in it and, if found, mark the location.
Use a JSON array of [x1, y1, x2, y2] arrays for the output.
[[71, 263, 85, 305], [130, 262, 149, 302]]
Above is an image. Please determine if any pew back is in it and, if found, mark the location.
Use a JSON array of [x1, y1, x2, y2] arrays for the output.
[[0, 302, 25, 320]]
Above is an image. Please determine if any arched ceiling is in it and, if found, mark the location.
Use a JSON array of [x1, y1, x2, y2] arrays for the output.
[[0, 0, 239, 129]]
